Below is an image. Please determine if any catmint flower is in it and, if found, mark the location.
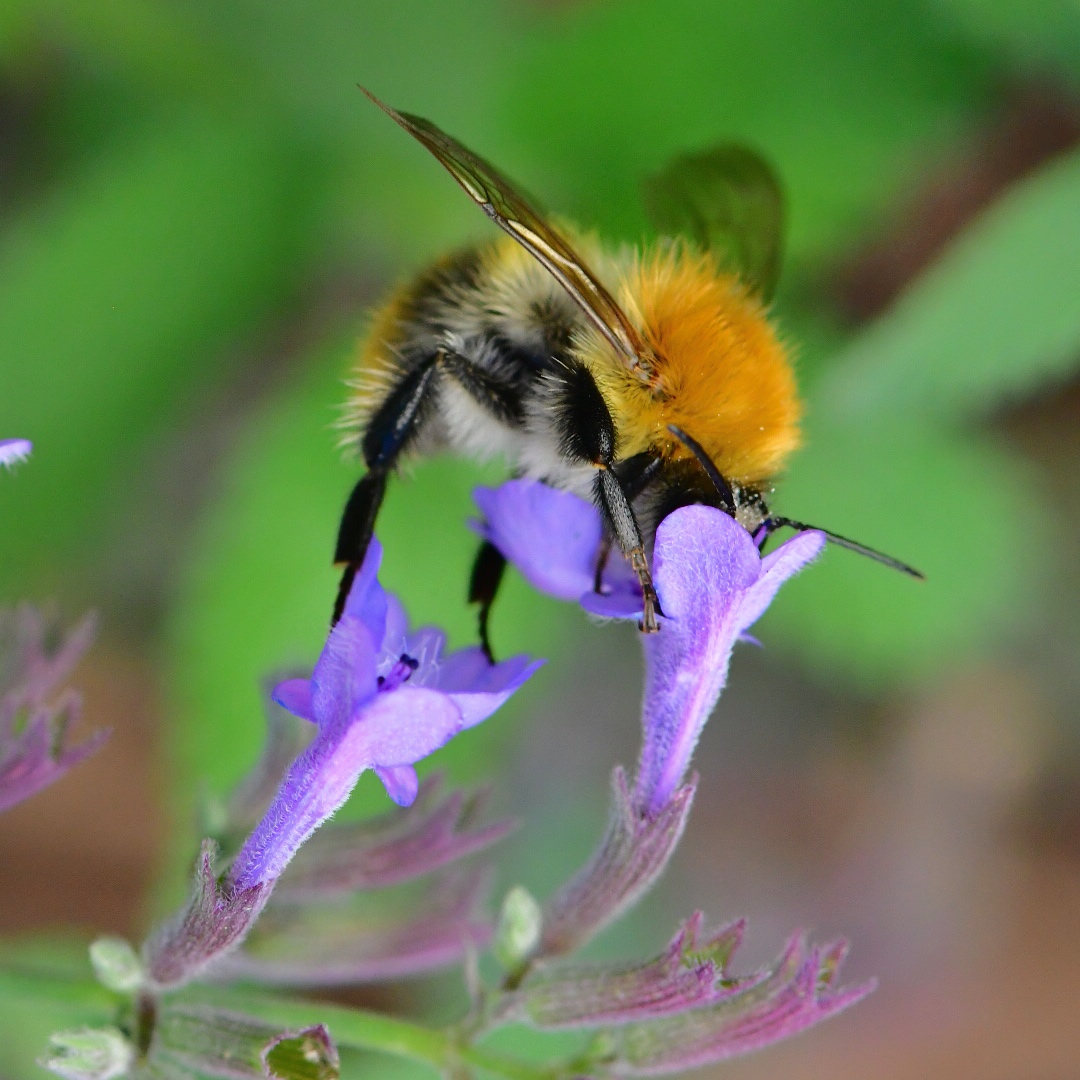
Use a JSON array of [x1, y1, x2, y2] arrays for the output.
[[607, 934, 873, 1075], [474, 481, 824, 816], [0, 437, 32, 468], [0, 607, 105, 813], [229, 537, 541, 892], [504, 912, 757, 1029], [629, 504, 823, 815], [473, 480, 638, 611]]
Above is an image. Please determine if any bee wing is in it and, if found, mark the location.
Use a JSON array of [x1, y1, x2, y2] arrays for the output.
[[642, 145, 785, 302], [362, 87, 649, 375]]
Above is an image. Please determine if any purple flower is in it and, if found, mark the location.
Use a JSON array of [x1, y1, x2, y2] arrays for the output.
[[0, 608, 106, 814], [608, 934, 873, 1075], [474, 481, 824, 817], [631, 505, 823, 816], [0, 438, 32, 469], [229, 538, 541, 892]]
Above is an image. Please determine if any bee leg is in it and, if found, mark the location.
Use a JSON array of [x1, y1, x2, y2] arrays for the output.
[[333, 356, 441, 624], [333, 469, 389, 623], [594, 468, 664, 634], [468, 540, 507, 663], [593, 533, 613, 593]]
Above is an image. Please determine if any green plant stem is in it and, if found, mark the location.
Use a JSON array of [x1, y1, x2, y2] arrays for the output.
[[0, 966, 117, 1013], [191, 987, 563, 1080], [0, 964, 570, 1080]]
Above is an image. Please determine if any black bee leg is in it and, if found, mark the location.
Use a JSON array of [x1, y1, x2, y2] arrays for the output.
[[333, 356, 441, 624], [594, 468, 664, 634], [333, 469, 389, 623], [468, 540, 507, 663], [548, 360, 662, 633], [593, 533, 613, 593]]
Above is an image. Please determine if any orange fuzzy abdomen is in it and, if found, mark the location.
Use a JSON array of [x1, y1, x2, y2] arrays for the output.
[[592, 248, 801, 487]]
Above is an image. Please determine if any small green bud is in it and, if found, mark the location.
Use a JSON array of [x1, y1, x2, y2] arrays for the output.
[[41, 1026, 134, 1080], [89, 936, 143, 993], [494, 885, 542, 972]]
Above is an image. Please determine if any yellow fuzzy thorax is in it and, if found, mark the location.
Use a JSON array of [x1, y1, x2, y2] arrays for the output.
[[583, 243, 801, 487]]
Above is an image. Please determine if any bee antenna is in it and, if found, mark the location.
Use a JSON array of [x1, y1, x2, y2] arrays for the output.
[[768, 516, 925, 580], [666, 424, 735, 515]]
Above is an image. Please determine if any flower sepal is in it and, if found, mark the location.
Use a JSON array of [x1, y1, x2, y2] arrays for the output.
[[503, 913, 759, 1029], [540, 768, 695, 958]]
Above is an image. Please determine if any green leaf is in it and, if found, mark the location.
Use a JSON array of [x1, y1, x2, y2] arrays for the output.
[[820, 148, 1080, 421], [762, 416, 1049, 687], [0, 110, 317, 598], [507, 0, 994, 261], [930, 0, 1080, 86]]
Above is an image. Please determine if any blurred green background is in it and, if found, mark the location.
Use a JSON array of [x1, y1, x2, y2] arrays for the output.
[[1, 1, 1080, 1077]]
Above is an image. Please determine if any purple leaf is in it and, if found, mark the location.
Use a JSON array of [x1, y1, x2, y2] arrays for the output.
[[222, 873, 492, 986], [0, 608, 105, 814], [273, 775, 513, 899], [609, 933, 874, 1075], [506, 913, 762, 1028]]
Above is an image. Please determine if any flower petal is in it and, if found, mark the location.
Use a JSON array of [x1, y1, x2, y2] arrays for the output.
[[734, 530, 825, 633], [633, 507, 761, 815], [310, 616, 378, 727], [271, 680, 316, 723], [0, 438, 31, 469], [342, 536, 389, 646], [374, 764, 419, 807], [437, 648, 545, 729], [474, 480, 601, 600], [356, 687, 463, 769], [579, 555, 643, 620]]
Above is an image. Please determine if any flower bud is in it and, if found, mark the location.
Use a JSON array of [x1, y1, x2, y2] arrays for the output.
[[89, 936, 143, 993], [41, 1026, 133, 1080], [494, 885, 543, 973]]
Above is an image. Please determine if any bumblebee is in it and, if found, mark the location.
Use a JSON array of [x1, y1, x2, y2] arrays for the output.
[[335, 89, 920, 654]]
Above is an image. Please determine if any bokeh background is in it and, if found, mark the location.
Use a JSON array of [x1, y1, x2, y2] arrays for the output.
[[1, 0, 1080, 1076]]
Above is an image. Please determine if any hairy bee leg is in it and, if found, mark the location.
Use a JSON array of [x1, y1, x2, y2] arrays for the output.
[[594, 468, 664, 633], [333, 356, 441, 625], [468, 540, 507, 663], [593, 533, 613, 593], [333, 469, 389, 623], [334, 348, 526, 626]]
